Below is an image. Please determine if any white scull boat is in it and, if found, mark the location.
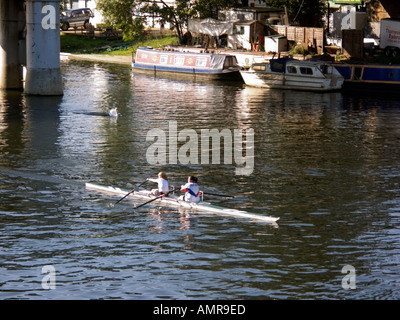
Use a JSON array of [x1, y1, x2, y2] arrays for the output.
[[85, 183, 279, 224]]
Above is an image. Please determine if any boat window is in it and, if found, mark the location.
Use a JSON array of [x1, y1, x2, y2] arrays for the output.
[[160, 55, 168, 64], [174, 56, 185, 65], [353, 67, 362, 80], [300, 67, 313, 75], [252, 65, 266, 71], [196, 57, 207, 67], [287, 66, 297, 73]]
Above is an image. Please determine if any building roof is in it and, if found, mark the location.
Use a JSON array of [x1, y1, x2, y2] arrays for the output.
[[234, 20, 266, 26]]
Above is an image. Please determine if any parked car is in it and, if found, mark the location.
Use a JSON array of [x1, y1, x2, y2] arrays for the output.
[[60, 8, 94, 31]]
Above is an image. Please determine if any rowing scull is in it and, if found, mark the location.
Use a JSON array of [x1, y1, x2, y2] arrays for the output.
[[85, 183, 279, 224]]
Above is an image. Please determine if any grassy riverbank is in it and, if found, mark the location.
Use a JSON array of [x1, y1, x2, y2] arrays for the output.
[[60, 33, 179, 56], [60, 32, 400, 66]]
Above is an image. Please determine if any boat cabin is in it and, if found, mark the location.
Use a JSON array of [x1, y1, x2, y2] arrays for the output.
[[251, 58, 335, 77]]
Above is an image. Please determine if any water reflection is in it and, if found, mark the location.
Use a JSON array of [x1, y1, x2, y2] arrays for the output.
[[147, 207, 197, 232], [0, 91, 28, 166], [0, 91, 62, 169], [1, 59, 400, 299]]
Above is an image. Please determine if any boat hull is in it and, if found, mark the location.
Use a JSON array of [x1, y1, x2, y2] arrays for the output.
[[132, 63, 243, 81], [240, 70, 343, 92], [334, 63, 400, 93], [86, 183, 279, 224]]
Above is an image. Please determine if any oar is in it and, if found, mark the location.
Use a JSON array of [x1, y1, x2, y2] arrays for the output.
[[202, 192, 234, 198], [136, 179, 149, 189], [134, 189, 176, 209], [109, 179, 148, 208]]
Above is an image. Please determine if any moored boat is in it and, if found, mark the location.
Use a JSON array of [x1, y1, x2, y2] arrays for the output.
[[86, 183, 279, 224], [132, 46, 242, 81], [333, 62, 400, 93], [240, 57, 344, 92]]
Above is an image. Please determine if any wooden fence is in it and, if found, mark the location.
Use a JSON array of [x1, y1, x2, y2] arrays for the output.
[[267, 25, 324, 54]]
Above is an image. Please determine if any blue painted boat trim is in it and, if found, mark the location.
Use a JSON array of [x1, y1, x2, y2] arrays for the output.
[[133, 63, 225, 74], [335, 64, 400, 83]]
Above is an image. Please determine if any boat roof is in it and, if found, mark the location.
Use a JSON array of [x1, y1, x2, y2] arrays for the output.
[[254, 58, 331, 68], [136, 46, 234, 57]]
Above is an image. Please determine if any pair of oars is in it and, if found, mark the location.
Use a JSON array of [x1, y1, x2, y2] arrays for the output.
[[108, 179, 148, 208], [110, 180, 234, 209]]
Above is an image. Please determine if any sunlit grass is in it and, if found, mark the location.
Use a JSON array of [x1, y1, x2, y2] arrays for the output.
[[107, 34, 180, 56], [60, 33, 179, 56]]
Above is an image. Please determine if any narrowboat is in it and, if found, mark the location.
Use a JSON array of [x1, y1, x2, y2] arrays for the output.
[[240, 57, 344, 92], [334, 63, 400, 93], [132, 47, 242, 81]]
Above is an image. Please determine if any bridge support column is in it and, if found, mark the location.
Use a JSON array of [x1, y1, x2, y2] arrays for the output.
[[25, 0, 63, 95], [0, 0, 25, 89]]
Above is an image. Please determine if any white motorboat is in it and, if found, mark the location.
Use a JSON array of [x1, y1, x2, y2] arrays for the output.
[[85, 183, 279, 224], [240, 57, 344, 91]]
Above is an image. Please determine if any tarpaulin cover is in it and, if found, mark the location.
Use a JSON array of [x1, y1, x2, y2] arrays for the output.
[[188, 18, 234, 36], [209, 55, 226, 70]]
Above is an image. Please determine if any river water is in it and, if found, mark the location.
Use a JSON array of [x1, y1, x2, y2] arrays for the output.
[[0, 59, 399, 300]]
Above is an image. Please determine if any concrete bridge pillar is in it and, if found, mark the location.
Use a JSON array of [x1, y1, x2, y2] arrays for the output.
[[25, 0, 63, 95], [0, 0, 25, 89]]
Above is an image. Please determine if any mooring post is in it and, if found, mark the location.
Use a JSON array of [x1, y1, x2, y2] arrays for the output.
[[0, 0, 25, 89], [25, 0, 63, 95]]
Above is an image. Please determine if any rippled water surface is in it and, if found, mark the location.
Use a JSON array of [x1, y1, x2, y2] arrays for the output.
[[1, 59, 400, 299]]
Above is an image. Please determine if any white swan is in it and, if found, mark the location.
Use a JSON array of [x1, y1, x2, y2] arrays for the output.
[[108, 108, 118, 117]]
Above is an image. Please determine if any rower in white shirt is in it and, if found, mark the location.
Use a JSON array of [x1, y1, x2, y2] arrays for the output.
[[147, 172, 169, 196], [180, 176, 201, 203]]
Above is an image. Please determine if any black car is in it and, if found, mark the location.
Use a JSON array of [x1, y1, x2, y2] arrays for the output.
[[60, 8, 94, 31]]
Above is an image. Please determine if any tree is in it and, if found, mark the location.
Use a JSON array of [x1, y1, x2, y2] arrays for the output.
[[97, 0, 242, 43], [140, 0, 195, 44], [267, 0, 327, 27], [96, 0, 145, 41], [192, 0, 242, 19]]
